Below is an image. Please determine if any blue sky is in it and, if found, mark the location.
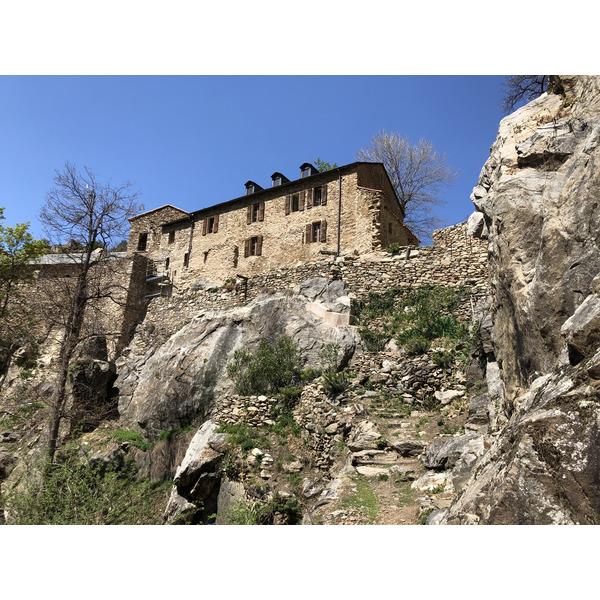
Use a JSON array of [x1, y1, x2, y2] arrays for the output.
[[0, 75, 506, 243]]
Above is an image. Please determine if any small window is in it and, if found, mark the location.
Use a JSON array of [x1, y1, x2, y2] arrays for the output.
[[273, 176, 281, 187], [313, 187, 322, 207], [183, 252, 189, 268], [137, 232, 148, 251], [165, 257, 170, 270], [252, 204, 260, 222], [245, 235, 263, 257], [313, 222, 322, 243], [208, 217, 215, 233], [168, 231, 175, 244], [388, 223, 393, 234], [292, 195, 299, 212], [246, 184, 255, 195]]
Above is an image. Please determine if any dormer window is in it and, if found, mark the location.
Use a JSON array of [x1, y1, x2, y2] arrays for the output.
[[271, 172, 290, 187], [245, 180, 263, 195], [300, 163, 319, 178]]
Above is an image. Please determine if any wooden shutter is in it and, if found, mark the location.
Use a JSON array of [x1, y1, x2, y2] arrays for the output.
[[285, 195, 290, 215], [202, 218, 207, 236], [306, 188, 313, 209], [256, 235, 263, 256], [305, 223, 312, 244], [258, 202, 265, 222], [321, 220, 327, 243], [244, 238, 250, 257], [298, 190, 305, 211], [247, 205, 252, 225], [213, 214, 219, 233], [321, 184, 328, 205]]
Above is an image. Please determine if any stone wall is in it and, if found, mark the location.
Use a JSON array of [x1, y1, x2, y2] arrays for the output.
[[136, 221, 488, 345]]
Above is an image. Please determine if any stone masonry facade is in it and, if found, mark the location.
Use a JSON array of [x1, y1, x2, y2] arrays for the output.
[[126, 162, 419, 288]]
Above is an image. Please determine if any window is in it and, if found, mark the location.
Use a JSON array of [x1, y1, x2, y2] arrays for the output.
[[246, 184, 255, 195], [245, 235, 263, 257], [168, 231, 175, 244], [292, 195, 299, 212], [388, 223, 393, 234], [273, 176, 281, 187], [183, 252, 189, 268], [247, 202, 264, 224], [137, 232, 148, 251], [203, 215, 219, 235], [165, 257, 170, 270], [313, 187, 322, 206], [305, 220, 327, 244]]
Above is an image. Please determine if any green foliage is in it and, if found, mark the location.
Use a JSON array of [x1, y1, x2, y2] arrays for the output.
[[111, 429, 154, 451], [1, 450, 169, 524], [404, 336, 430, 356], [157, 425, 196, 442], [359, 327, 388, 352], [313, 158, 338, 172], [217, 423, 270, 454], [268, 405, 301, 439], [300, 367, 322, 382], [224, 493, 302, 525], [431, 349, 455, 369], [418, 507, 434, 525], [318, 343, 349, 397], [377, 473, 389, 482], [375, 438, 389, 450], [387, 243, 401, 254], [394, 285, 468, 346], [226, 336, 302, 396]]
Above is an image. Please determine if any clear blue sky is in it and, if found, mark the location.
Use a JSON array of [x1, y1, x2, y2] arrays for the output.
[[0, 75, 506, 243]]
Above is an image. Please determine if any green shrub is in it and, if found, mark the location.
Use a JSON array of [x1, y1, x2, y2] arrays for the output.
[[359, 327, 388, 352], [1, 451, 168, 524], [387, 243, 401, 255], [217, 423, 270, 454], [226, 336, 301, 396], [112, 429, 153, 451], [431, 349, 455, 369], [322, 370, 349, 397], [300, 367, 322, 382], [405, 336, 430, 356], [224, 493, 302, 525]]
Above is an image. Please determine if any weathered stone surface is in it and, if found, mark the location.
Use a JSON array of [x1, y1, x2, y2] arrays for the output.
[[434, 389, 464, 405], [117, 283, 361, 436], [392, 440, 425, 457], [215, 478, 247, 524], [411, 471, 453, 492], [468, 76, 600, 396], [424, 434, 480, 470], [346, 420, 381, 451], [561, 292, 600, 360]]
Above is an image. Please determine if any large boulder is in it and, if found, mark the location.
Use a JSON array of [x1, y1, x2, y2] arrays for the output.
[[117, 283, 361, 437]]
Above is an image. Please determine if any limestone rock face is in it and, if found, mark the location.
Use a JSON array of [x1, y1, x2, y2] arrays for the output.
[[469, 75, 600, 395], [116, 284, 361, 437]]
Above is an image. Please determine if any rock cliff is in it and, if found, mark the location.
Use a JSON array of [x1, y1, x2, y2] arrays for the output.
[[444, 75, 600, 524]]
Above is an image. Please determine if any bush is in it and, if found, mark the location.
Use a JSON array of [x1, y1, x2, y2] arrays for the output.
[[322, 370, 349, 397], [387, 243, 401, 255], [359, 327, 388, 352], [405, 336, 430, 356], [112, 429, 153, 451], [226, 336, 302, 396], [1, 450, 168, 524]]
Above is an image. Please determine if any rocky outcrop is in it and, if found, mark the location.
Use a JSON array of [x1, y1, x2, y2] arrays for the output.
[[469, 75, 600, 395], [116, 281, 362, 438], [442, 76, 600, 524]]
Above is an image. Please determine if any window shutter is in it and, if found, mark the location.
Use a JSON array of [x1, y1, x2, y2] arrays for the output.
[[321, 184, 328, 205], [298, 190, 305, 211], [259, 202, 265, 221], [305, 223, 312, 244], [257, 235, 263, 256], [244, 238, 250, 257], [202, 218, 207, 236], [285, 195, 290, 215], [306, 188, 313, 209], [213, 214, 219, 233], [247, 205, 252, 225], [321, 220, 327, 243]]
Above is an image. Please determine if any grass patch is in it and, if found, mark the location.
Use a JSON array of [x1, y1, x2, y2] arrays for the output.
[[111, 429, 154, 451], [341, 476, 379, 523]]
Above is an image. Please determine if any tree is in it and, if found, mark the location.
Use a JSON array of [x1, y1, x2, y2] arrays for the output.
[[500, 75, 548, 114], [0, 208, 49, 379], [38, 163, 142, 463], [314, 158, 338, 172], [356, 130, 458, 241]]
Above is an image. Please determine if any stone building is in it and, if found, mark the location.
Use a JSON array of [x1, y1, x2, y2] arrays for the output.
[[126, 161, 418, 288]]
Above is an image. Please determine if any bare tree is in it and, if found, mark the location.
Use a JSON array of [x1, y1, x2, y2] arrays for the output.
[[500, 75, 549, 114], [356, 131, 458, 241], [39, 163, 142, 463]]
